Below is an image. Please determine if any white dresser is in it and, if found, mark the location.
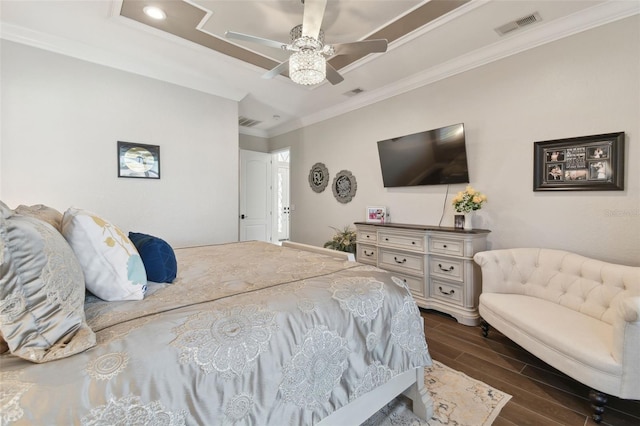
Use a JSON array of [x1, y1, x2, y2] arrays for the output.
[[354, 222, 490, 326]]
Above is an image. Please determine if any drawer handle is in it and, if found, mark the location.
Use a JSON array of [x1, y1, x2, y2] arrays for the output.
[[366, 235, 370, 238], [364, 250, 374, 257], [412, 241, 416, 245], [438, 264, 454, 272], [394, 257, 407, 264], [443, 244, 447, 248], [439, 286, 455, 296], [385, 237, 389, 241]]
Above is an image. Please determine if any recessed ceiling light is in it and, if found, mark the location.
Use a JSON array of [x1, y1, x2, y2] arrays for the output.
[[143, 6, 166, 20]]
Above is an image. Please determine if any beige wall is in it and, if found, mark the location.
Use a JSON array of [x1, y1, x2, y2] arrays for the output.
[[239, 134, 270, 152], [1, 40, 240, 247], [270, 16, 640, 266]]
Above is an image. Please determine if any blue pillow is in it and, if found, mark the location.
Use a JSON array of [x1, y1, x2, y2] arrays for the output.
[[128, 232, 177, 283]]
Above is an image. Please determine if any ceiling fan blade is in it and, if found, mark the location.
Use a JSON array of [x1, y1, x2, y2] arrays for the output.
[[332, 39, 388, 56], [325, 63, 344, 85], [225, 31, 287, 50], [262, 60, 289, 80], [302, 0, 327, 40]]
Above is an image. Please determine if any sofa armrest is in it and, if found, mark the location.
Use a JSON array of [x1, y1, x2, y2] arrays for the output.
[[473, 250, 522, 294], [618, 296, 640, 323]]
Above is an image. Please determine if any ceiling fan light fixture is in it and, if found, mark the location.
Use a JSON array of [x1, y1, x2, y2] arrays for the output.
[[290, 50, 326, 86]]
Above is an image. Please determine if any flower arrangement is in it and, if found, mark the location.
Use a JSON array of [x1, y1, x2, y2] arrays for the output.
[[323, 225, 357, 253], [452, 185, 488, 213]]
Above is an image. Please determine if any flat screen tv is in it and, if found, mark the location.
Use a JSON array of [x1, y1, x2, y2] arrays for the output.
[[377, 123, 470, 187]]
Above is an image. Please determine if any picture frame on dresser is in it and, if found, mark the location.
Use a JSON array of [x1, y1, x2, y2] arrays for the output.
[[366, 206, 388, 223], [533, 131, 624, 191]]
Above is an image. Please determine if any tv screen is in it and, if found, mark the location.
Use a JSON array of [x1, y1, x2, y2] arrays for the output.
[[377, 123, 469, 187]]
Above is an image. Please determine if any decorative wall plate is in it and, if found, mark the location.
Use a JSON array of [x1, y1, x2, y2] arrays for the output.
[[332, 170, 357, 203], [308, 162, 329, 193]]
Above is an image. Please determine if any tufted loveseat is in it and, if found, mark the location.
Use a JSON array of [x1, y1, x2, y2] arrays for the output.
[[473, 248, 640, 423]]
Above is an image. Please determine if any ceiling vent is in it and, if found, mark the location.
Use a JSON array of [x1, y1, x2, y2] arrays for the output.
[[495, 12, 542, 36], [343, 88, 365, 97], [238, 116, 262, 128]]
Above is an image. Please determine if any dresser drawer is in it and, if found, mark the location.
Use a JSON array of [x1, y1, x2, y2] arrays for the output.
[[429, 237, 464, 257], [430, 279, 463, 304], [356, 244, 377, 265], [378, 231, 425, 252], [390, 272, 425, 299], [379, 249, 425, 276], [357, 230, 377, 244], [429, 256, 464, 282]]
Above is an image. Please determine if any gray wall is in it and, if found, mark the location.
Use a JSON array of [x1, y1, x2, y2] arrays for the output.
[[1, 41, 240, 247], [270, 16, 640, 265]]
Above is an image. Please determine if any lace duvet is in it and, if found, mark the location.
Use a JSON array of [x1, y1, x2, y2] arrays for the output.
[[0, 241, 432, 425]]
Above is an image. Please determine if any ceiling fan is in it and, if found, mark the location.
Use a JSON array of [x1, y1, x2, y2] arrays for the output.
[[225, 0, 388, 86]]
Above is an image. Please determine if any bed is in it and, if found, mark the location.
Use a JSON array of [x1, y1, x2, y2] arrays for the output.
[[0, 203, 433, 425]]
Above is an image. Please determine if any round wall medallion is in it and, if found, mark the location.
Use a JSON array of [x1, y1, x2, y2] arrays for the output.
[[308, 162, 329, 193], [332, 170, 357, 204]]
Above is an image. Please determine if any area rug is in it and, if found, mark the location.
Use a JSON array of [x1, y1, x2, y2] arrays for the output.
[[364, 361, 512, 426]]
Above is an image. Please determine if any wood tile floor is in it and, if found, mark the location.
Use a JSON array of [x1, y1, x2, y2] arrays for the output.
[[421, 309, 640, 426]]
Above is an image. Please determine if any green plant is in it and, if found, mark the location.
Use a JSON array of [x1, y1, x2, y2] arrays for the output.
[[452, 185, 487, 213], [323, 225, 357, 253]]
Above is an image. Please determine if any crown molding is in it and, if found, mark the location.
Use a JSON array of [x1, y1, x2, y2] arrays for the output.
[[267, 0, 640, 138], [0, 22, 248, 102]]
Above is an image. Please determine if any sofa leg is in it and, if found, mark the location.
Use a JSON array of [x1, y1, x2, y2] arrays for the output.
[[480, 320, 490, 337], [589, 389, 608, 423]]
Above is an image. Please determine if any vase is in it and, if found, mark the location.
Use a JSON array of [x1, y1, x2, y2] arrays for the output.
[[463, 212, 473, 230]]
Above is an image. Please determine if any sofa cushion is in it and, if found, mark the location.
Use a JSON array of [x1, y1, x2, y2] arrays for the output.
[[480, 293, 619, 376]]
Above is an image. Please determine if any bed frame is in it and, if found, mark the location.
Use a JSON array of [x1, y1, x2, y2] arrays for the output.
[[281, 241, 434, 424]]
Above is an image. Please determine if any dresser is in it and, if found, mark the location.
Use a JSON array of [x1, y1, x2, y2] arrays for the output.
[[354, 222, 490, 326]]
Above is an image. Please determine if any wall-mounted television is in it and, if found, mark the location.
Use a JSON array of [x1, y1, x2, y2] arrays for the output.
[[377, 123, 470, 187]]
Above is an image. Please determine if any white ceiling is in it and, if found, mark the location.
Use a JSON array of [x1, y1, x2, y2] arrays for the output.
[[1, 1, 638, 138]]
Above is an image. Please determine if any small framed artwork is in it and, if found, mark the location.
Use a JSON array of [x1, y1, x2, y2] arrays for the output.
[[117, 141, 160, 179], [366, 206, 388, 224], [454, 214, 465, 229], [533, 132, 624, 191]]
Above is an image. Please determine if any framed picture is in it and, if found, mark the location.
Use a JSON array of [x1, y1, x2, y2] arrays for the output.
[[366, 206, 388, 224], [533, 132, 624, 191], [117, 141, 160, 179]]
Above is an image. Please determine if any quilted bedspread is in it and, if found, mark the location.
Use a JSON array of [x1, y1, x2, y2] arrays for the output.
[[1, 241, 432, 425]]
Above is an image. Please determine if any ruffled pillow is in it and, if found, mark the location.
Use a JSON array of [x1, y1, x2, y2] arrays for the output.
[[62, 208, 147, 301], [129, 232, 177, 283], [14, 204, 63, 232], [0, 201, 96, 362]]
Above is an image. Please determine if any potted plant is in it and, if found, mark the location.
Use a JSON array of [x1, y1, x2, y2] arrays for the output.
[[323, 225, 357, 253]]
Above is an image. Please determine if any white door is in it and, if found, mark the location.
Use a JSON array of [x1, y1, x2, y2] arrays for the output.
[[274, 150, 290, 241], [239, 150, 272, 242]]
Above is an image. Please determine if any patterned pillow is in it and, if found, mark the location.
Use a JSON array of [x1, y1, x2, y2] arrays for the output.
[[0, 201, 96, 363], [129, 232, 177, 283], [14, 204, 64, 232], [61, 208, 147, 301]]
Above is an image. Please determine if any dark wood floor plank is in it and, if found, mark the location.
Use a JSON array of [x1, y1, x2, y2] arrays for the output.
[[419, 310, 640, 426], [424, 326, 527, 373], [436, 356, 589, 426]]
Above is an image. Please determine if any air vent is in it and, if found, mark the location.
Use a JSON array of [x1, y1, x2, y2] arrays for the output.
[[343, 88, 365, 97], [238, 116, 262, 128], [495, 12, 542, 36]]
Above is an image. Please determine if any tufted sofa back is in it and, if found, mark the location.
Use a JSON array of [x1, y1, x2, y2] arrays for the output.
[[474, 248, 640, 325]]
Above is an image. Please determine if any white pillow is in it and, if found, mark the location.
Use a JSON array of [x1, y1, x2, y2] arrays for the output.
[[61, 208, 147, 301]]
